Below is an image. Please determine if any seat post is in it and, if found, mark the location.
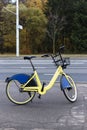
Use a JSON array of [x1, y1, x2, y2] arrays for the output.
[[30, 59, 35, 71]]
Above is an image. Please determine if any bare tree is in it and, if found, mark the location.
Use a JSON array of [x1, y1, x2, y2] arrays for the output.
[[47, 11, 65, 54]]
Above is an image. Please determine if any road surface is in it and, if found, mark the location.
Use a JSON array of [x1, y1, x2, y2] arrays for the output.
[[0, 57, 87, 130], [0, 57, 87, 83]]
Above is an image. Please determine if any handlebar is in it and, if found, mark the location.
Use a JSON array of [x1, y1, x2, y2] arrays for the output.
[[51, 46, 70, 68], [58, 45, 65, 51], [24, 46, 70, 70], [41, 54, 49, 58], [41, 46, 70, 69]]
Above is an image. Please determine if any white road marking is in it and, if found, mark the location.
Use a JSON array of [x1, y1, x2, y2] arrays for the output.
[[0, 59, 87, 65]]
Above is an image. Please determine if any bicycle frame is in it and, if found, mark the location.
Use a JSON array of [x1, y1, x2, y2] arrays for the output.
[[21, 65, 68, 95]]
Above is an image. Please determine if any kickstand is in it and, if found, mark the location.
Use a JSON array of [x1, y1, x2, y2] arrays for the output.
[[38, 94, 41, 99]]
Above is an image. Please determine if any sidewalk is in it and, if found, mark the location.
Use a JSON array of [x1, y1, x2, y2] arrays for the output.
[[0, 54, 87, 59]]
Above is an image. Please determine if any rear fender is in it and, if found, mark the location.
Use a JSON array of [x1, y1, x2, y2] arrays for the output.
[[5, 73, 37, 86]]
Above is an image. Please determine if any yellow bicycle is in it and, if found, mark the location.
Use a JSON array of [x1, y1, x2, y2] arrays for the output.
[[6, 46, 77, 105]]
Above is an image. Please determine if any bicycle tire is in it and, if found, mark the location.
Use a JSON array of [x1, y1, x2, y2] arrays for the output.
[[60, 74, 77, 103], [6, 80, 36, 105]]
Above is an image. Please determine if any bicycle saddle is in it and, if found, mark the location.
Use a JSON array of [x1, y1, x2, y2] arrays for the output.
[[24, 56, 36, 60]]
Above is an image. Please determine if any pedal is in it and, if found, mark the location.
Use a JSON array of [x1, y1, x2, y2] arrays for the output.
[[38, 94, 41, 99]]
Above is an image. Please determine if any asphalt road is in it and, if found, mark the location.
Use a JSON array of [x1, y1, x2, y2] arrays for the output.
[[0, 57, 87, 130], [0, 56, 87, 83], [0, 81, 87, 130]]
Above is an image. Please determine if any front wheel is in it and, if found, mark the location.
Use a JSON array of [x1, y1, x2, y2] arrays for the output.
[[60, 75, 77, 103], [6, 80, 36, 105]]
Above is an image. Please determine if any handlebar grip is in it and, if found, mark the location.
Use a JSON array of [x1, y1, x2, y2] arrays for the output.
[[24, 56, 29, 60], [41, 54, 49, 58], [59, 45, 65, 51]]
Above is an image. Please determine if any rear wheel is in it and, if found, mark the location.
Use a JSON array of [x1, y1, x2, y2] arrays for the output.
[[6, 80, 36, 105], [60, 75, 77, 102]]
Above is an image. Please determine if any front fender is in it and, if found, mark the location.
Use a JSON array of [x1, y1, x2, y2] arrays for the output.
[[5, 73, 37, 86], [60, 75, 71, 90]]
